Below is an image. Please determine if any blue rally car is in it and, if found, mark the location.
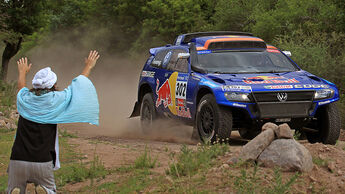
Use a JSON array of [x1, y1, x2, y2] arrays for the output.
[[130, 31, 341, 145]]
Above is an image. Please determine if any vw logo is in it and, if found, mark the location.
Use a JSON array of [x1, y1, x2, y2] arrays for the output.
[[277, 92, 288, 102]]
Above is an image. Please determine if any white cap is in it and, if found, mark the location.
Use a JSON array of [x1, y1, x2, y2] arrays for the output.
[[32, 67, 57, 89]]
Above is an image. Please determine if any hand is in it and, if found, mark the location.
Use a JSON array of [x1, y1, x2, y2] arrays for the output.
[[17, 57, 32, 75], [84, 50, 100, 69]]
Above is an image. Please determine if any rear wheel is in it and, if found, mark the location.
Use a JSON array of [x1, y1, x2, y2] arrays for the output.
[[140, 93, 157, 134], [195, 94, 232, 143], [306, 103, 340, 145]]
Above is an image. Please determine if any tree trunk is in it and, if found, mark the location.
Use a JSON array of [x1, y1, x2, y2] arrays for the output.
[[1, 37, 22, 81]]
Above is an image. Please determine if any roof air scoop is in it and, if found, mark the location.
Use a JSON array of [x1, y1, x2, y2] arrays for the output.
[[174, 31, 254, 45]]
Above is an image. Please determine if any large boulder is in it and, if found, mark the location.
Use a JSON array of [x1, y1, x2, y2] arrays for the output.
[[262, 122, 278, 132], [276, 123, 294, 139], [258, 139, 313, 172], [239, 128, 275, 161]]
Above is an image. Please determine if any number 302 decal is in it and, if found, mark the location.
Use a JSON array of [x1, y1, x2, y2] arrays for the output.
[[175, 81, 187, 99]]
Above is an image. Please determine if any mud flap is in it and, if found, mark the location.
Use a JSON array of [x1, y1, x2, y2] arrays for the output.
[[129, 101, 140, 118]]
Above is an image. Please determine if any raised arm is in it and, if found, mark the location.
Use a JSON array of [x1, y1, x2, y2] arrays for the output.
[[81, 50, 100, 77], [17, 57, 32, 92]]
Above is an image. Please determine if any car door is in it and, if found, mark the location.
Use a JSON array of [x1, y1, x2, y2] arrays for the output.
[[158, 48, 192, 121]]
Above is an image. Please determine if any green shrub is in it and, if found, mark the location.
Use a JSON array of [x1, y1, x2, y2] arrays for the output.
[[134, 146, 157, 169], [312, 156, 328, 167], [55, 155, 108, 187], [234, 166, 299, 194], [167, 143, 229, 178]]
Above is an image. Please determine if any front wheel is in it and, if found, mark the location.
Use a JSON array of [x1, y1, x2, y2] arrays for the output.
[[140, 93, 157, 134], [195, 94, 232, 143], [306, 103, 341, 145]]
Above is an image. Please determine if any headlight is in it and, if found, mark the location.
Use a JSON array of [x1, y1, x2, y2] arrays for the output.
[[314, 89, 334, 100], [225, 92, 251, 102]]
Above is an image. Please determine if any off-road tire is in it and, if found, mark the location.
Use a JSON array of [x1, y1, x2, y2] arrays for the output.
[[306, 103, 341, 145], [140, 93, 157, 134], [195, 94, 232, 143], [238, 127, 261, 140]]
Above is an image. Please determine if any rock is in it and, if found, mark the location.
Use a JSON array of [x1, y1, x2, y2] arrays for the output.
[[0, 120, 6, 127], [209, 167, 218, 172], [337, 170, 342, 175], [276, 123, 294, 139], [165, 176, 174, 183], [11, 124, 17, 129], [220, 163, 229, 169], [227, 157, 239, 165], [5, 122, 11, 129], [258, 139, 313, 172], [328, 161, 336, 173], [318, 154, 326, 160], [239, 128, 275, 161], [0, 112, 4, 116], [309, 175, 317, 182], [10, 112, 19, 120], [262, 122, 278, 132]]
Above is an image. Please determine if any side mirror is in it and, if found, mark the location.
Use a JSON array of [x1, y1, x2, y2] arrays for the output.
[[178, 53, 190, 59], [282, 51, 292, 57]]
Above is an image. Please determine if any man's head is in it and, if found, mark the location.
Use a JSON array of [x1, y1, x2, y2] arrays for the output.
[[32, 67, 57, 89]]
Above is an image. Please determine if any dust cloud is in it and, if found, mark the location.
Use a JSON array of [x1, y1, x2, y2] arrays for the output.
[[7, 31, 194, 144]]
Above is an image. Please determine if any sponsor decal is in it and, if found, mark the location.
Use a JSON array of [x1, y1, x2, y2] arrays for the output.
[[318, 100, 331, 106], [163, 51, 172, 67], [176, 106, 191, 118], [156, 79, 172, 108], [155, 72, 192, 118], [264, 84, 330, 89], [222, 85, 252, 92], [233, 103, 247, 108], [197, 50, 212, 55], [177, 75, 188, 81], [175, 81, 187, 99], [264, 85, 293, 89], [141, 71, 155, 78], [294, 84, 329, 88], [243, 76, 299, 84], [177, 98, 185, 107]]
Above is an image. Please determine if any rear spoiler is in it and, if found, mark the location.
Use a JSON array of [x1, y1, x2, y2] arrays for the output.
[[174, 31, 254, 45]]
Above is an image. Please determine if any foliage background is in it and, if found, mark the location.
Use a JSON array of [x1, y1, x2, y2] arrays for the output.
[[1, 0, 345, 124]]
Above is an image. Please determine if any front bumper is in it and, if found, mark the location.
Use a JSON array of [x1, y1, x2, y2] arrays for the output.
[[251, 101, 314, 118], [217, 90, 338, 119]]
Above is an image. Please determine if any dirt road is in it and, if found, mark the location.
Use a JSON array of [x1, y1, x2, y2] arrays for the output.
[[59, 123, 345, 193]]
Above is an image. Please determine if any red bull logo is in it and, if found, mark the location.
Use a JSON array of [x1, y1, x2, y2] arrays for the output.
[[243, 76, 299, 84], [156, 79, 172, 108]]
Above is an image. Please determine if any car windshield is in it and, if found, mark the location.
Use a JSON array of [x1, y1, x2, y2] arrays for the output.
[[196, 50, 298, 74]]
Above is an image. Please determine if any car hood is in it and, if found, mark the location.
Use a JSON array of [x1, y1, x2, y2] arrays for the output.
[[204, 71, 330, 91]]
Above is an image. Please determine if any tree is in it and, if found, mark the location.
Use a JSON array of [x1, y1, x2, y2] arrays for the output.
[[0, 0, 46, 81]]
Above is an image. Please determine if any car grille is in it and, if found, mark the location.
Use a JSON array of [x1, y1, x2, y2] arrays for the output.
[[253, 91, 314, 102], [252, 91, 314, 118]]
